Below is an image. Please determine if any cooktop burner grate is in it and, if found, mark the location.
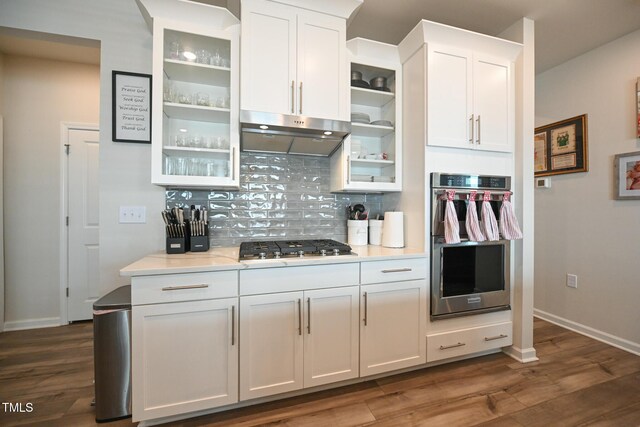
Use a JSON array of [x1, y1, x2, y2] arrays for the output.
[[239, 239, 352, 259]]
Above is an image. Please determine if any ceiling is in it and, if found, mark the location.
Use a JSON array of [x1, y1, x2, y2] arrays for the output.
[[346, 0, 640, 74], [2, 1, 640, 74]]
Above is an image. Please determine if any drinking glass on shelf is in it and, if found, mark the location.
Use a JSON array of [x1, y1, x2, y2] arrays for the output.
[[196, 49, 210, 64], [196, 92, 210, 106], [167, 41, 181, 60], [210, 49, 222, 66], [163, 82, 175, 102], [177, 92, 192, 105]]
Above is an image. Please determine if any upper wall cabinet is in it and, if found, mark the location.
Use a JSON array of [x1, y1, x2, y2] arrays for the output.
[[330, 38, 402, 193], [137, 0, 241, 189], [399, 20, 521, 154], [427, 45, 514, 152], [241, 0, 358, 121]]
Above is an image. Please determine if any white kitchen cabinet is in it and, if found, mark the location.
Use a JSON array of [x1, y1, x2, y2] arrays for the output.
[[427, 43, 514, 153], [427, 321, 513, 362], [239, 286, 360, 400], [132, 297, 238, 422], [360, 279, 427, 377], [150, 12, 240, 188], [240, 0, 348, 121], [331, 38, 402, 192]]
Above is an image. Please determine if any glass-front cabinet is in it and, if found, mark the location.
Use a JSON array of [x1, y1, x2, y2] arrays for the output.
[[330, 38, 402, 192], [151, 14, 240, 189]]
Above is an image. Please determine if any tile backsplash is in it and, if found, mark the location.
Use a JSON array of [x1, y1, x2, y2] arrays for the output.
[[166, 153, 384, 247]]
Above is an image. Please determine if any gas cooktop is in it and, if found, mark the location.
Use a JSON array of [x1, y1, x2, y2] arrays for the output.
[[239, 239, 352, 260]]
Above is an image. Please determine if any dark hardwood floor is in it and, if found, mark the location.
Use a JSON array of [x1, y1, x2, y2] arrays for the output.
[[1, 318, 639, 426]]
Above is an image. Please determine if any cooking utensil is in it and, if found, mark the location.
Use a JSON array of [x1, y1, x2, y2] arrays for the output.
[[351, 70, 362, 81], [370, 76, 389, 91], [370, 120, 393, 128]]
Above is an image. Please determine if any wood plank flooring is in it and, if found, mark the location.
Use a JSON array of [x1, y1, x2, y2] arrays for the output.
[[0, 318, 639, 426]]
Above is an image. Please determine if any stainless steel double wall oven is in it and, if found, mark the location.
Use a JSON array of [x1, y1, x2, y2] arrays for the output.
[[430, 173, 512, 319]]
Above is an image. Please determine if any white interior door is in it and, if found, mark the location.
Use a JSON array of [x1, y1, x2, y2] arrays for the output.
[[67, 128, 100, 321]]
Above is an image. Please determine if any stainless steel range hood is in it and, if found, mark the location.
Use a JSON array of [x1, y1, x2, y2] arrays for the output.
[[240, 110, 351, 156]]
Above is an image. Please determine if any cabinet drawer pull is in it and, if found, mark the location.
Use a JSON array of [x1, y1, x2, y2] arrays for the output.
[[469, 114, 474, 144], [346, 155, 351, 184], [231, 147, 236, 181], [297, 298, 302, 336], [291, 80, 295, 114], [161, 284, 209, 291], [381, 268, 412, 273], [439, 342, 466, 350], [476, 115, 481, 144], [231, 305, 236, 346], [484, 334, 508, 342], [363, 292, 368, 326]]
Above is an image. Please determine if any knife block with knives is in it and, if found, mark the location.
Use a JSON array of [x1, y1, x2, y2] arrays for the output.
[[163, 206, 209, 254]]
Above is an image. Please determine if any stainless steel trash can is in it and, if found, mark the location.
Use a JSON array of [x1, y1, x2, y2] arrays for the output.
[[93, 285, 131, 422]]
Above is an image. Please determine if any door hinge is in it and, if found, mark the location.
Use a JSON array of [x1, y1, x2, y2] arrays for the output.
[[64, 144, 70, 155], [66, 216, 69, 226], [66, 288, 69, 297]]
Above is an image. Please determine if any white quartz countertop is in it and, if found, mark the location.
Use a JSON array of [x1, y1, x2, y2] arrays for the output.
[[120, 245, 427, 277]]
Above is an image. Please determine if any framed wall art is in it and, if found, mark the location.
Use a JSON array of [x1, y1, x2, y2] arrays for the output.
[[614, 151, 640, 200], [534, 114, 588, 177], [112, 70, 152, 143]]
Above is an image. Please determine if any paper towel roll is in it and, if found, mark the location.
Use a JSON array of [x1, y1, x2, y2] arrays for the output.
[[382, 212, 404, 248]]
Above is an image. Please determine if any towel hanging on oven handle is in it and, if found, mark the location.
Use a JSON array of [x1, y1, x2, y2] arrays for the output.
[[444, 190, 461, 244], [499, 192, 523, 240], [466, 191, 486, 242], [481, 191, 500, 241]]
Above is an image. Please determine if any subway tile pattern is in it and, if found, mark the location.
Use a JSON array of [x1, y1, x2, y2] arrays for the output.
[[167, 153, 384, 247]]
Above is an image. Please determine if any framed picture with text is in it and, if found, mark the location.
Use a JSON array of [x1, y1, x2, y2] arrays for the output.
[[112, 71, 152, 143], [534, 114, 588, 177]]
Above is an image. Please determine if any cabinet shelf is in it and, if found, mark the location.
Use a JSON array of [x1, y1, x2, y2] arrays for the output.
[[351, 122, 394, 138], [351, 87, 394, 108], [164, 59, 231, 86], [351, 158, 395, 167], [163, 146, 231, 159], [163, 102, 230, 123]]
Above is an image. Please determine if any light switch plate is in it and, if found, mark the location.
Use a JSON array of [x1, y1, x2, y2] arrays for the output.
[[566, 273, 578, 288], [119, 206, 146, 224]]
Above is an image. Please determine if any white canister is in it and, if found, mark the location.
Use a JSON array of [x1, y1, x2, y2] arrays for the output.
[[368, 219, 383, 245], [382, 211, 404, 248], [347, 220, 368, 246]]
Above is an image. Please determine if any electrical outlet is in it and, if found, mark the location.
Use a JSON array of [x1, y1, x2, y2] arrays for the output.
[[566, 273, 578, 289], [119, 206, 146, 224]]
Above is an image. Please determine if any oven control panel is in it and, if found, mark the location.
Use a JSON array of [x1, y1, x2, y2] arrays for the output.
[[432, 173, 510, 190]]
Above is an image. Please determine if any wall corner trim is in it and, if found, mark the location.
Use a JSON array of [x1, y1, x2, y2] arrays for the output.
[[503, 345, 538, 363]]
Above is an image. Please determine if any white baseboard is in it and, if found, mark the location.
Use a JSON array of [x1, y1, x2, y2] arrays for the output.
[[3, 317, 62, 331], [503, 345, 538, 363], [534, 309, 640, 356]]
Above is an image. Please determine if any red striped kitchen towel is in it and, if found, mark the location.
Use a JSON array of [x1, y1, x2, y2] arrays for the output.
[[444, 190, 461, 244], [499, 192, 523, 240], [481, 191, 500, 241], [465, 191, 485, 242]]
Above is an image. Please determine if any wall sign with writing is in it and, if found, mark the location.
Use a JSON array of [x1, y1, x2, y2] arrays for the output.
[[112, 71, 152, 143]]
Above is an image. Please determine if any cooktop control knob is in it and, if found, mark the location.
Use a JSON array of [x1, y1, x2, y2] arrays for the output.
[[297, 250, 305, 258], [258, 252, 267, 259], [274, 251, 281, 259], [320, 249, 327, 256], [333, 248, 340, 256]]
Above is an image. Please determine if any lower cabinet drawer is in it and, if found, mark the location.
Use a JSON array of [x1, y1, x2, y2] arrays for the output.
[[132, 270, 238, 305], [427, 321, 513, 362], [360, 257, 427, 285]]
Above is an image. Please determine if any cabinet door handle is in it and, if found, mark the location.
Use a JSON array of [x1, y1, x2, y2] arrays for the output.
[[161, 284, 209, 291], [297, 298, 302, 336], [363, 292, 368, 326], [484, 334, 508, 342], [469, 114, 474, 144], [231, 305, 236, 346], [439, 342, 466, 350], [291, 80, 295, 114], [231, 147, 236, 181], [307, 297, 311, 334], [346, 155, 351, 184], [381, 268, 412, 273], [299, 81, 303, 115], [476, 115, 481, 144]]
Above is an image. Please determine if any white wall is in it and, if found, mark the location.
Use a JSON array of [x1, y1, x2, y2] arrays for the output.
[[535, 29, 640, 352], [0, 0, 166, 325], [0, 52, 4, 330], [2, 55, 99, 326]]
